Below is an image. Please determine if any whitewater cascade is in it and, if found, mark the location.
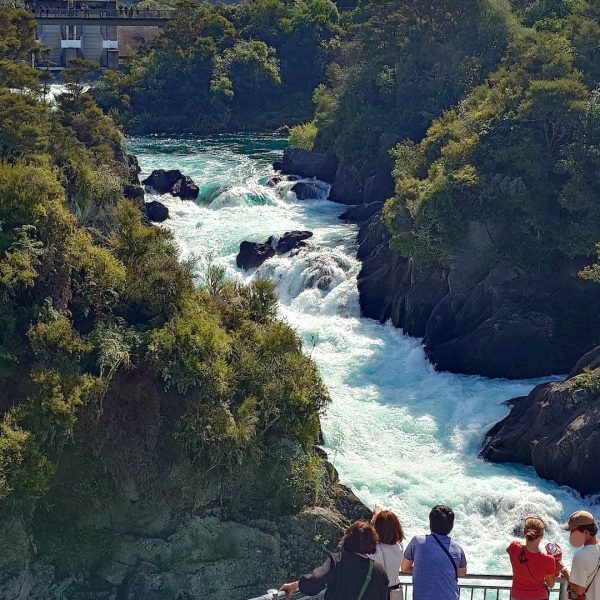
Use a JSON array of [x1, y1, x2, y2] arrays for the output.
[[129, 135, 596, 573]]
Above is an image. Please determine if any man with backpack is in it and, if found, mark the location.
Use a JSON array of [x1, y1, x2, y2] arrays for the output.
[[401, 504, 467, 600]]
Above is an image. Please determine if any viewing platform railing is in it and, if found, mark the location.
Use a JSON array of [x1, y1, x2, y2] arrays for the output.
[[249, 574, 570, 600]]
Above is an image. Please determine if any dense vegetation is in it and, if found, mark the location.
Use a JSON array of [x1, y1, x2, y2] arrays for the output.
[[95, 0, 342, 132], [312, 0, 516, 178], [384, 1, 600, 269], [0, 7, 329, 572]]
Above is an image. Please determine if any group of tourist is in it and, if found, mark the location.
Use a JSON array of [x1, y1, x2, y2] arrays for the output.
[[280, 506, 600, 600]]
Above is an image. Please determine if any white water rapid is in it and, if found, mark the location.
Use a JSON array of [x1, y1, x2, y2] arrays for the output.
[[128, 135, 597, 574]]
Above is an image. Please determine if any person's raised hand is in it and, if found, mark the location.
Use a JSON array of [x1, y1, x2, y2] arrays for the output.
[[280, 581, 299, 598]]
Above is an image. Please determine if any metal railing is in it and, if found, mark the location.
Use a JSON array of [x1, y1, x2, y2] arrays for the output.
[[32, 8, 177, 20], [250, 574, 570, 600]]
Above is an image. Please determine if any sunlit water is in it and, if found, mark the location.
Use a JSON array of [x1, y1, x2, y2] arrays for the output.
[[128, 135, 598, 574]]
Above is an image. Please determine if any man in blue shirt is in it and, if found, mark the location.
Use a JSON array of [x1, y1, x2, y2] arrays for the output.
[[401, 505, 467, 600]]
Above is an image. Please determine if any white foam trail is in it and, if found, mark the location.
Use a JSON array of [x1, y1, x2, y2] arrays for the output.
[[129, 135, 597, 573]]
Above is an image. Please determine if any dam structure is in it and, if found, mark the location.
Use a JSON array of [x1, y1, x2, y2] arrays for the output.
[[33, 0, 237, 68]]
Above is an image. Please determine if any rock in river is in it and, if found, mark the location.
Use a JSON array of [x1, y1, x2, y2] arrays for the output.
[[237, 231, 313, 270], [236, 241, 276, 270], [145, 200, 169, 223], [142, 169, 199, 200], [480, 346, 600, 495]]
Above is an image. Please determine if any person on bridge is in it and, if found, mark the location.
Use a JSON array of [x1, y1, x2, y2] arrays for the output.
[[401, 504, 467, 600], [280, 520, 389, 600], [507, 517, 557, 600]]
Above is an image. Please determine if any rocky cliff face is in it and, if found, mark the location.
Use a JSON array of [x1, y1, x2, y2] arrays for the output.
[[0, 370, 369, 600], [356, 214, 600, 378], [480, 347, 600, 495]]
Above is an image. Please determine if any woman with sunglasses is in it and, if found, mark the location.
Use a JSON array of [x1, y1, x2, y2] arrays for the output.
[[507, 517, 557, 600]]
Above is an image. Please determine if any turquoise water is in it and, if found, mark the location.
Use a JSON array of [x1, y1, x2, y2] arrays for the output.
[[128, 135, 596, 574]]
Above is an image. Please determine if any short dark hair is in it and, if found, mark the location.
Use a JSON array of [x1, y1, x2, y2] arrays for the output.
[[578, 523, 599, 537], [341, 520, 378, 554], [372, 510, 405, 545], [429, 505, 455, 536]]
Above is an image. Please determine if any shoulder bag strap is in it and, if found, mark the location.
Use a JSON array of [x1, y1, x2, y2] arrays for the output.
[[357, 559, 374, 600], [585, 553, 600, 593], [519, 548, 550, 600], [431, 534, 458, 581]]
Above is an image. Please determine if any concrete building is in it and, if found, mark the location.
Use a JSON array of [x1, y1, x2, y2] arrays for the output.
[[36, 0, 120, 68]]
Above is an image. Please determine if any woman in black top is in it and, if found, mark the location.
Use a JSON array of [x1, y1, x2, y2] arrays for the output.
[[281, 520, 389, 600]]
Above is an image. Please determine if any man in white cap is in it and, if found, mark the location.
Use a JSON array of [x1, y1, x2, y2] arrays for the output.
[[561, 510, 600, 600]]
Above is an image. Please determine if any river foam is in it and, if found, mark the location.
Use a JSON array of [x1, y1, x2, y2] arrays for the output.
[[128, 135, 597, 573]]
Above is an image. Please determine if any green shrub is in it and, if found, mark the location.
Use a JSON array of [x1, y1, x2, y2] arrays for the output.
[[289, 121, 318, 150]]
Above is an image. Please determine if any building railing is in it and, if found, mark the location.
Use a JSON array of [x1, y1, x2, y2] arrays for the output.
[[32, 8, 178, 20], [249, 574, 570, 600]]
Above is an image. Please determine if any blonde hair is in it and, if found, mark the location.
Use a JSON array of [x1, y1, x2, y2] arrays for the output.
[[524, 517, 545, 542]]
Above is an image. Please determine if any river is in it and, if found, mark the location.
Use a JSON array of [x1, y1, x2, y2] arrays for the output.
[[128, 134, 596, 574]]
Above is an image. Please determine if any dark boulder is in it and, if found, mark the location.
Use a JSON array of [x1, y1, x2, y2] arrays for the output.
[[268, 176, 282, 188], [145, 200, 169, 223], [291, 181, 323, 200], [329, 163, 363, 205], [236, 241, 276, 270], [364, 171, 395, 203], [273, 231, 313, 255], [480, 346, 600, 495], [339, 202, 383, 224], [281, 147, 338, 184], [273, 160, 284, 172], [142, 169, 184, 194], [171, 176, 199, 200], [274, 125, 290, 136], [142, 169, 199, 201], [236, 231, 313, 270]]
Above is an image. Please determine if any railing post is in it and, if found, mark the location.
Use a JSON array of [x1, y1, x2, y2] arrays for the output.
[[559, 580, 569, 600]]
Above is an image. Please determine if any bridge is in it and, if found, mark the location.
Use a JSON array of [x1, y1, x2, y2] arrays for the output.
[[249, 574, 571, 600], [33, 7, 179, 26], [34, 7, 178, 27]]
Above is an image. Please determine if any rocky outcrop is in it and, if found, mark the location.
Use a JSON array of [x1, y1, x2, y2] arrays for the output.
[[291, 181, 322, 200], [339, 202, 383, 224], [356, 213, 600, 378], [237, 241, 276, 270], [142, 169, 199, 200], [0, 466, 366, 600], [145, 200, 169, 223], [277, 148, 394, 206], [0, 368, 369, 600], [237, 232, 313, 270], [272, 231, 313, 255], [329, 163, 363, 205], [171, 175, 199, 200], [280, 148, 338, 184], [480, 346, 600, 495], [274, 125, 290, 136]]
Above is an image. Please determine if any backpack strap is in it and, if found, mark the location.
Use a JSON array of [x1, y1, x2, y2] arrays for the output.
[[357, 559, 374, 600], [431, 534, 458, 581]]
